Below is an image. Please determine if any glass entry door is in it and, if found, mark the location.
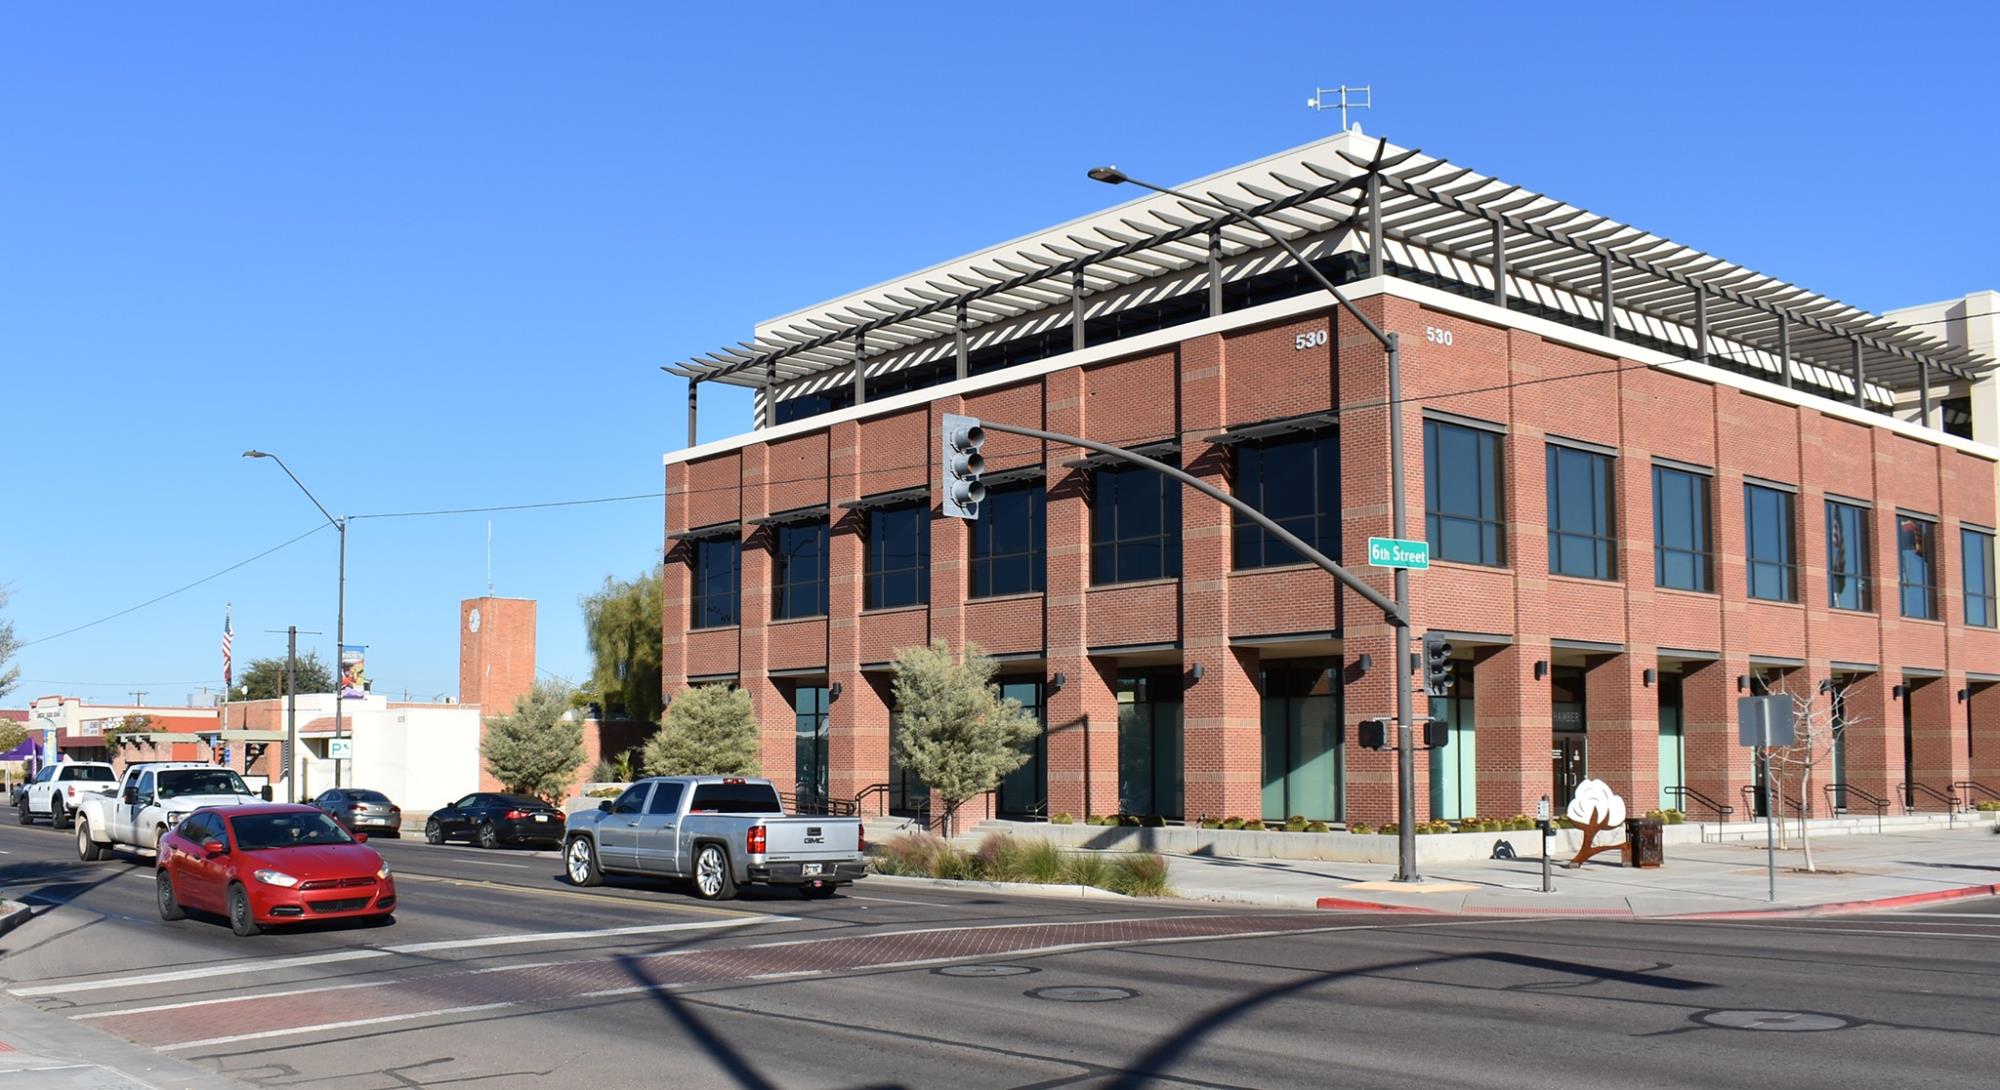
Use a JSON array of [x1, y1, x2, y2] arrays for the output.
[[1259, 661, 1343, 822], [995, 680, 1046, 818]]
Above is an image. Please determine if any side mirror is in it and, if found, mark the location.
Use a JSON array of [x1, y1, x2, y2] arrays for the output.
[[260, 786, 274, 802], [201, 840, 226, 857], [598, 800, 612, 813], [122, 788, 138, 804]]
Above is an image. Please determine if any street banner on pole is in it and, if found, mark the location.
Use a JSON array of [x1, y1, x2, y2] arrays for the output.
[[340, 645, 368, 699]]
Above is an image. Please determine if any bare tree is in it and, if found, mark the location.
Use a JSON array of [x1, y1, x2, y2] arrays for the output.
[[1755, 675, 1860, 873]]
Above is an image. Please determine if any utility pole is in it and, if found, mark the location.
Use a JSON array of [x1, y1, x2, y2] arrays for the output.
[[128, 691, 147, 707], [285, 626, 298, 803]]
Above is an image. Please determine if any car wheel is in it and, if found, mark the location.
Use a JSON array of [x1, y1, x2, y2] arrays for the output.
[[692, 843, 736, 901], [153, 826, 167, 855], [565, 837, 603, 887], [77, 819, 104, 862], [424, 819, 443, 845], [156, 869, 185, 921], [15, 801, 30, 826], [49, 799, 68, 830], [477, 823, 500, 850], [228, 883, 261, 937]]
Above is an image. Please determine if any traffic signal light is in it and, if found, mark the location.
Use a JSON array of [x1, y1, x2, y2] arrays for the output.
[[1423, 720, 1450, 748], [1357, 718, 1388, 750], [1422, 633, 1454, 697], [941, 413, 987, 519]]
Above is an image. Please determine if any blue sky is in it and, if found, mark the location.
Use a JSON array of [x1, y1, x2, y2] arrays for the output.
[[4, 3, 1995, 709]]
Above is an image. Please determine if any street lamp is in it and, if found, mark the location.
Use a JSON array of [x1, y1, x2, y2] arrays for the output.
[[1088, 163, 1421, 882], [243, 450, 348, 791]]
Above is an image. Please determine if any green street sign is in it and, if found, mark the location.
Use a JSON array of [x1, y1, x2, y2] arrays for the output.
[[1368, 536, 1430, 570]]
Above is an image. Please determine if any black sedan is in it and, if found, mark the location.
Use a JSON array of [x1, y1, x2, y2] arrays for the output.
[[423, 792, 565, 849], [312, 788, 404, 837]]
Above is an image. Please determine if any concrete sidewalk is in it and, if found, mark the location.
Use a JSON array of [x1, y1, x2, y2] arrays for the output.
[[1163, 825, 2000, 917]]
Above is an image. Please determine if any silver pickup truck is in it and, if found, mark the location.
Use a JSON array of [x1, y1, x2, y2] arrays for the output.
[[563, 776, 865, 900]]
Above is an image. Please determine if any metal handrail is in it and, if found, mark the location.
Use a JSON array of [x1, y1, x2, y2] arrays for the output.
[[1822, 782, 1887, 833], [1899, 782, 1961, 815], [1950, 781, 2000, 806], [1740, 783, 1807, 819], [1665, 786, 1736, 824]]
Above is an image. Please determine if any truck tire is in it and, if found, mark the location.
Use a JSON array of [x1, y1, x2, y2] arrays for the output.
[[15, 800, 29, 825], [564, 836, 603, 887], [691, 842, 737, 901], [228, 883, 261, 937], [77, 819, 104, 862], [157, 869, 185, 921], [153, 825, 168, 855], [49, 799, 68, 830]]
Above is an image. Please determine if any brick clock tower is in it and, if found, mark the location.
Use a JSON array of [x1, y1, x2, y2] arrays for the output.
[[459, 597, 537, 719]]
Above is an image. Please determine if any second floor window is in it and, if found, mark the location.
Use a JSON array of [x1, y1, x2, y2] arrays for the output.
[[1963, 528, 1995, 628], [1826, 500, 1872, 611], [1093, 460, 1182, 584], [866, 502, 930, 610], [1423, 419, 1504, 566], [1545, 443, 1614, 580], [1899, 513, 1938, 620], [1744, 483, 1797, 603], [1234, 430, 1340, 570], [772, 522, 829, 620], [1652, 465, 1712, 592], [971, 481, 1046, 597], [691, 536, 740, 628]]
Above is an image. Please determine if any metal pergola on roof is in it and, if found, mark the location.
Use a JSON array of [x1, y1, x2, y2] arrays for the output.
[[665, 131, 1990, 439]]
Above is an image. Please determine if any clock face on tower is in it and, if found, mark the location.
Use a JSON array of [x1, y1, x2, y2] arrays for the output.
[[468, 608, 482, 634]]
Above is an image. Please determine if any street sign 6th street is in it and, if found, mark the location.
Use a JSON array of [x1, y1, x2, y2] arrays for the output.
[[1367, 536, 1430, 570]]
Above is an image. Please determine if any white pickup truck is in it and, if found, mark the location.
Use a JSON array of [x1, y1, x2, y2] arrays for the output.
[[75, 763, 264, 860], [17, 762, 118, 829], [563, 776, 866, 900]]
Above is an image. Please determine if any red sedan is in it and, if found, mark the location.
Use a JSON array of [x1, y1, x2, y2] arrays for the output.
[[156, 804, 396, 936]]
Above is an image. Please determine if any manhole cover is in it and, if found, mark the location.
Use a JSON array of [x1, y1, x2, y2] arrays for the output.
[[1026, 986, 1138, 1003], [1696, 1009, 1851, 1032], [934, 964, 1039, 978]]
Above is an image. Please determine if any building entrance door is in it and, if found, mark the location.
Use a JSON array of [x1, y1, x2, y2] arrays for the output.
[[1552, 735, 1587, 810]]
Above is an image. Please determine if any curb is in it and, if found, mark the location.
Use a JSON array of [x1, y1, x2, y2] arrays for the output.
[[863, 874, 1134, 899], [0, 900, 33, 938], [1313, 896, 1445, 914], [1665, 882, 2000, 921]]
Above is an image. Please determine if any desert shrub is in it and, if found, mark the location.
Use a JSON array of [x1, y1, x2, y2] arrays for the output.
[[1062, 851, 1111, 888], [1236, 817, 1264, 831], [1306, 821, 1330, 833], [1348, 822, 1374, 835], [1118, 813, 1143, 828], [1140, 813, 1166, 828], [1378, 822, 1399, 836], [1662, 808, 1686, 825], [1976, 800, 2000, 812], [1110, 853, 1171, 897], [1198, 817, 1223, 830], [870, 833, 948, 876], [1221, 817, 1245, 830], [1050, 811, 1074, 825], [585, 786, 623, 799], [974, 834, 1027, 881], [1020, 839, 1067, 884]]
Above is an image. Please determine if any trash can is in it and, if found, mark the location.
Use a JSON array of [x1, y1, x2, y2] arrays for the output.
[[1623, 817, 1664, 868]]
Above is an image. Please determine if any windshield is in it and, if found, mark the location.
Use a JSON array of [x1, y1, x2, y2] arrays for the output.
[[66, 766, 115, 782], [229, 811, 356, 851], [689, 783, 783, 815], [158, 769, 252, 799]]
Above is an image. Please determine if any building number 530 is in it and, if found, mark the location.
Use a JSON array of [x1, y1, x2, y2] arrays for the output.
[[1424, 325, 1454, 346], [1292, 329, 1328, 351]]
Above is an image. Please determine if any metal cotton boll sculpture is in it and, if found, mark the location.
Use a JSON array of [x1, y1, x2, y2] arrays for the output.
[[1563, 778, 1627, 869]]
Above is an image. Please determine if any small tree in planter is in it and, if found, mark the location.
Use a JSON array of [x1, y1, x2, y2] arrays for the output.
[[890, 640, 1040, 837]]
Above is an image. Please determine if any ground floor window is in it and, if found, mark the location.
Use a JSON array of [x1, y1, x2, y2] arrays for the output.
[[888, 711, 928, 819], [1116, 669, 1184, 820], [1259, 661, 1342, 822], [1657, 674, 1684, 811], [1428, 660, 1476, 820], [791, 685, 830, 809], [995, 680, 1046, 818]]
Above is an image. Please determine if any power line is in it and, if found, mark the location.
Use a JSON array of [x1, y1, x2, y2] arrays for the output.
[[348, 491, 665, 522], [19, 524, 331, 649]]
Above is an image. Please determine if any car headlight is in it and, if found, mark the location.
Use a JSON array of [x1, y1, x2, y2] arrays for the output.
[[166, 812, 185, 825], [376, 859, 392, 880], [253, 868, 300, 888]]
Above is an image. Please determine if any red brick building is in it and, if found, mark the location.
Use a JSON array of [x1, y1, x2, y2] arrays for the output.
[[660, 131, 2000, 826]]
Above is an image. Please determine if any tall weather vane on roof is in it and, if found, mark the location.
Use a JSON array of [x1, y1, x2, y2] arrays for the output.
[[1306, 84, 1371, 131]]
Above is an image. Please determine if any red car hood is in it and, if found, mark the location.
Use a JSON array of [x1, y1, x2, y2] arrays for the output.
[[237, 844, 383, 880]]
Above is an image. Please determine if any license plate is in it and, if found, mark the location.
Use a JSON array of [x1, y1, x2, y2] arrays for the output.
[[802, 863, 823, 876], [533, 814, 549, 822]]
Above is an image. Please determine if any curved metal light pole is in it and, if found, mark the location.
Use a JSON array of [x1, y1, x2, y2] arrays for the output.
[[1087, 165, 1420, 882], [244, 450, 347, 792]]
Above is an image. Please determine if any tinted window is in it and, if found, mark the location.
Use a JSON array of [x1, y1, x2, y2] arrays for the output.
[[611, 785, 648, 815], [229, 811, 355, 850], [63, 766, 116, 782], [866, 502, 930, 609], [496, 794, 548, 810], [197, 812, 228, 843], [691, 536, 741, 629], [773, 522, 829, 620], [33, 767, 54, 784], [1234, 430, 1340, 570], [646, 782, 684, 815], [137, 771, 155, 798], [451, 795, 477, 809], [1652, 466, 1711, 592], [1546, 444, 1614, 580], [1963, 528, 1996, 629], [970, 481, 1045, 598], [1744, 484, 1797, 603], [1826, 501, 1872, 611], [1092, 459, 1182, 584], [157, 769, 251, 799], [349, 790, 391, 803], [1898, 514, 1938, 620], [688, 783, 784, 814], [1425, 420, 1505, 567]]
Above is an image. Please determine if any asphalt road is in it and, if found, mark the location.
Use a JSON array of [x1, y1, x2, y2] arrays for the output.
[[0, 817, 1996, 1089]]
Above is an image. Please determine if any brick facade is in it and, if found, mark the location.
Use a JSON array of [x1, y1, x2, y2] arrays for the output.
[[662, 282, 2000, 825]]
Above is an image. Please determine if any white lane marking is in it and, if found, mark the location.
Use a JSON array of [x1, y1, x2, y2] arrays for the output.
[[13, 915, 785, 998], [845, 894, 964, 907], [442, 859, 530, 870], [77, 957, 582, 1020], [159, 1002, 516, 1051], [1678, 922, 2000, 940]]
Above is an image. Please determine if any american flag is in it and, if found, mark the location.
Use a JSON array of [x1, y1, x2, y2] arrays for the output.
[[222, 607, 233, 689]]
